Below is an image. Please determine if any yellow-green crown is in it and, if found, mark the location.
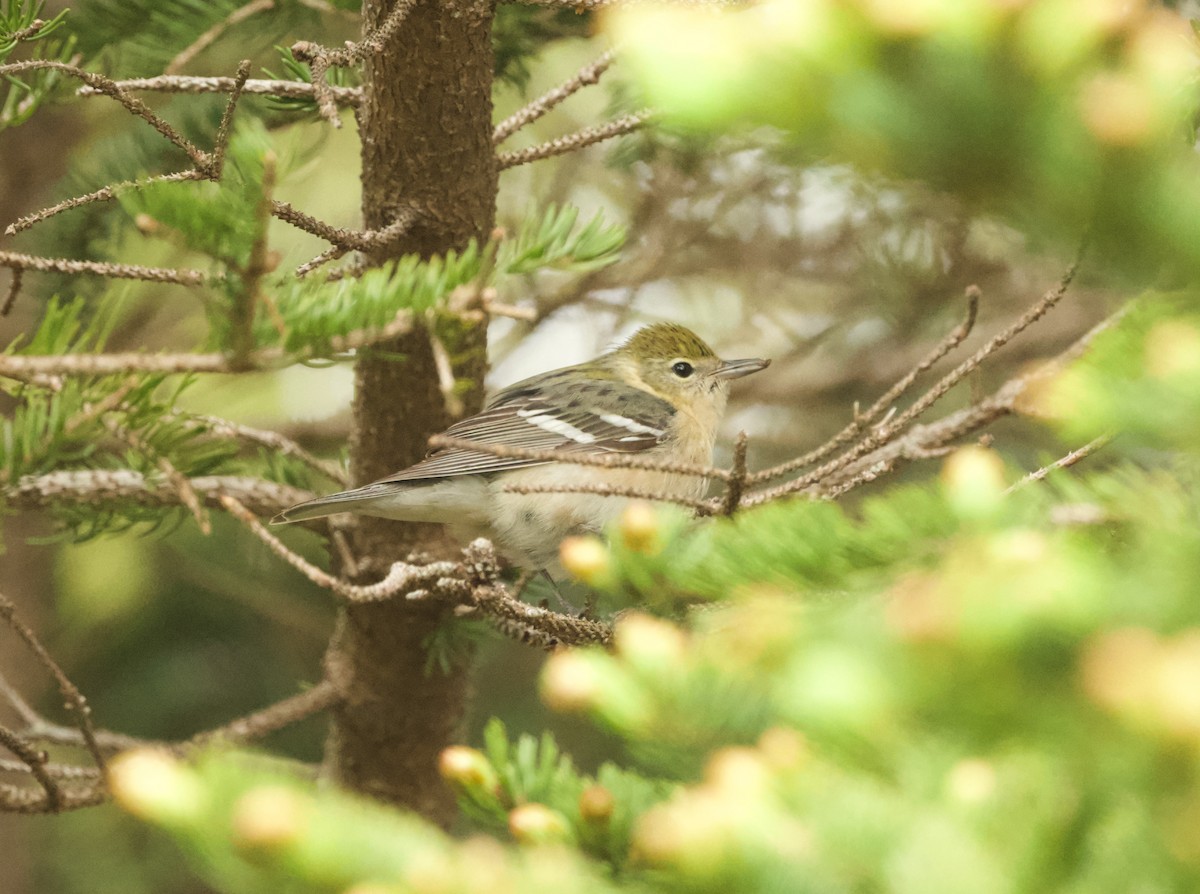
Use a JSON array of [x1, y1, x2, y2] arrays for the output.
[[618, 323, 717, 361]]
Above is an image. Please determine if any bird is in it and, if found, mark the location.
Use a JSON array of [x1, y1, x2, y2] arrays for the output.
[[272, 323, 769, 574]]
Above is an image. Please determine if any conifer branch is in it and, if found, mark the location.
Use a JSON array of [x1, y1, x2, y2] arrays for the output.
[[272, 201, 418, 274], [507, 0, 746, 7], [7, 61, 253, 236], [0, 250, 207, 285], [0, 60, 209, 167], [492, 49, 616, 144], [291, 0, 419, 127], [220, 496, 461, 602], [4, 171, 206, 235], [77, 76, 362, 106], [5, 470, 314, 517], [496, 110, 654, 170], [183, 414, 348, 485], [102, 417, 212, 534], [0, 759, 102, 780]]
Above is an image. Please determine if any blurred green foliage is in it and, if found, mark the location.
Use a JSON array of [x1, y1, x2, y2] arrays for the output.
[[613, 0, 1200, 281]]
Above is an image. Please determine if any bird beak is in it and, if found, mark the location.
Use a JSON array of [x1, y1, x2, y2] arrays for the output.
[[712, 357, 771, 380]]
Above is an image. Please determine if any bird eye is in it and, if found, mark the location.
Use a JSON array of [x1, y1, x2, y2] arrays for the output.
[[671, 361, 694, 378]]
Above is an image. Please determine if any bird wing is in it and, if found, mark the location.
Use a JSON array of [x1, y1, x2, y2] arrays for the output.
[[371, 371, 674, 485]]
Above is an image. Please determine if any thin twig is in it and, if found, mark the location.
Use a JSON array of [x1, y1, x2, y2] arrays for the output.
[[291, 0, 419, 126], [0, 60, 208, 167], [187, 679, 340, 748], [0, 724, 60, 811], [1, 267, 22, 316], [0, 779, 108, 814], [209, 59, 253, 180], [743, 256, 1081, 505], [6, 470, 315, 517], [492, 49, 616, 144], [720, 431, 749, 516], [749, 303, 1129, 507], [0, 670, 41, 728], [428, 323, 465, 418], [4, 170, 205, 235], [184, 414, 348, 485], [165, 1, 275, 75], [78, 76, 362, 106], [497, 110, 654, 169], [0, 591, 107, 774], [1006, 435, 1113, 494], [749, 286, 979, 485], [219, 496, 459, 602], [0, 250, 206, 284], [0, 759, 102, 780]]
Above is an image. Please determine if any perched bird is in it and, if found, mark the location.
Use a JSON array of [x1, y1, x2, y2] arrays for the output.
[[273, 323, 769, 573]]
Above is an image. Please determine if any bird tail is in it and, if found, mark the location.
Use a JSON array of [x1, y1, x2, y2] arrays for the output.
[[270, 486, 386, 524]]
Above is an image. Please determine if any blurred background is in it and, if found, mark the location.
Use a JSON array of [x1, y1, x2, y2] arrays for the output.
[[0, 2, 1136, 890]]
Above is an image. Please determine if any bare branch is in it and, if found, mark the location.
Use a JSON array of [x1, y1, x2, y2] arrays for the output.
[[492, 49, 616, 144], [78, 76, 362, 107], [750, 285, 979, 485], [291, 0, 419, 126], [166, 1, 275, 75], [273, 201, 418, 272], [0, 250, 206, 285], [0, 759, 101, 780], [1007, 435, 1113, 494], [102, 417, 211, 534], [187, 679, 341, 749], [428, 323, 465, 418], [719, 431, 749, 516], [4, 170, 205, 235], [184, 414, 348, 485], [758, 304, 1131, 506], [0, 724, 60, 811], [1, 267, 22, 316], [220, 496, 460, 602], [0, 591, 107, 773], [0, 60, 208, 167], [0, 351, 252, 377], [743, 256, 1081, 505], [0, 779, 108, 815], [497, 110, 654, 170], [5, 470, 315, 517]]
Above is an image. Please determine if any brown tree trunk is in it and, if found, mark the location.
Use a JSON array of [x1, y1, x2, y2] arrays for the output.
[[322, 0, 497, 824]]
